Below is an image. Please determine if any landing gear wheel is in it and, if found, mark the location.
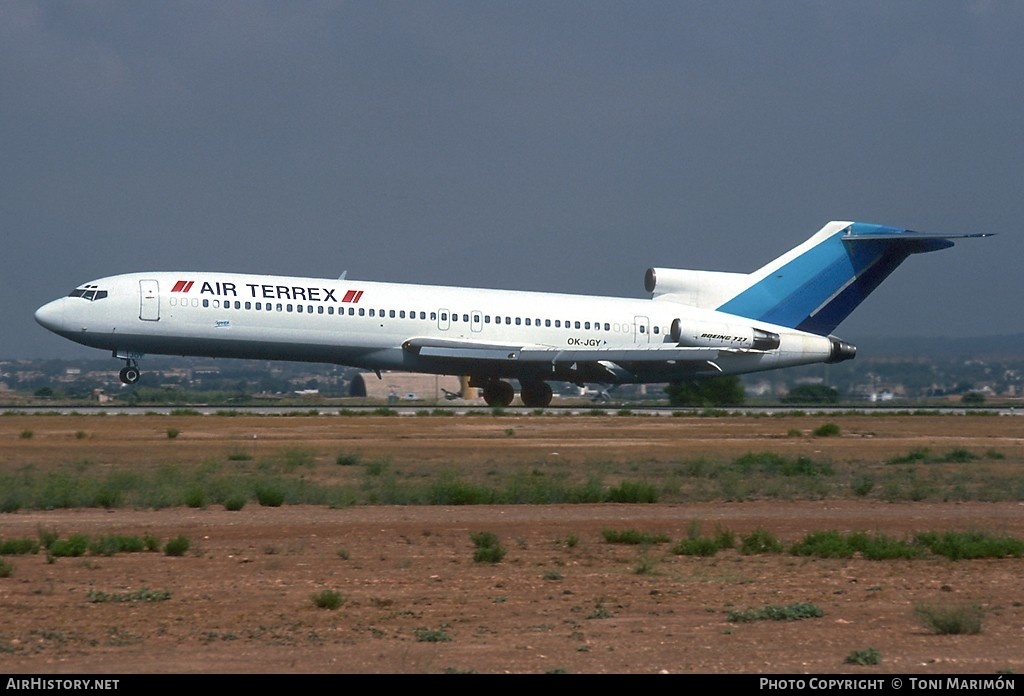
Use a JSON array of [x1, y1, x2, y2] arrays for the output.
[[482, 380, 514, 407], [519, 381, 553, 408], [119, 366, 141, 385]]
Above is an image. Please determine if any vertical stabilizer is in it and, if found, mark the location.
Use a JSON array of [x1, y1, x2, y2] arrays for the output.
[[715, 221, 986, 335]]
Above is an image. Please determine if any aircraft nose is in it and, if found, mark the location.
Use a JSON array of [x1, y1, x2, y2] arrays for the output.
[[34, 298, 65, 333]]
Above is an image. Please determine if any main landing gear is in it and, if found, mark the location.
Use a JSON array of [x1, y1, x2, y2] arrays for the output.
[[481, 380, 514, 407], [519, 381, 553, 408], [118, 359, 141, 385], [480, 379, 553, 408]]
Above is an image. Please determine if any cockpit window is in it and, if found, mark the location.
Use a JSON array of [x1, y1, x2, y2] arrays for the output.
[[68, 285, 108, 301]]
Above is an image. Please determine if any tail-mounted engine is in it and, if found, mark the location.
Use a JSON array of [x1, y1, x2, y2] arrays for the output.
[[670, 318, 781, 351]]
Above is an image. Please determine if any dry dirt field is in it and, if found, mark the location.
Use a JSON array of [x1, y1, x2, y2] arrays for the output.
[[1, 411, 1023, 674]]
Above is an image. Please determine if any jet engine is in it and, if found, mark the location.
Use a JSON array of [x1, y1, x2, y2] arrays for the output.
[[670, 318, 781, 351]]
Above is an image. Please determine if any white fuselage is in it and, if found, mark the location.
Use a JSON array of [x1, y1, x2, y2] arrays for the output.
[[35, 271, 838, 384]]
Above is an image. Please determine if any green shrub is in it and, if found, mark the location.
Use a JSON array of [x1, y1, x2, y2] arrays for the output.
[[790, 530, 855, 558], [335, 452, 361, 466], [914, 602, 983, 635], [733, 451, 833, 477], [915, 530, 1024, 560], [88, 535, 146, 556], [470, 531, 506, 563], [49, 534, 89, 557], [224, 495, 247, 511], [0, 538, 39, 555], [940, 447, 977, 463], [93, 486, 123, 509], [166, 428, 180, 439], [415, 627, 452, 642], [281, 448, 315, 470], [0, 559, 13, 577], [163, 535, 190, 557], [86, 587, 171, 603], [844, 647, 881, 665], [37, 527, 59, 549], [311, 589, 344, 610], [672, 537, 722, 556], [851, 475, 874, 497], [601, 529, 670, 545], [255, 484, 285, 507], [605, 480, 657, 503], [812, 422, 841, 437], [740, 528, 783, 555], [183, 486, 206, 509], [886, 448, 932, 465], [728, 602, 824, 623], [713, 527, 736, 550], [850, 532, 926, 560]]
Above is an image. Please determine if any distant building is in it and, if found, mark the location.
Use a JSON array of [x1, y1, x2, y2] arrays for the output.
[[348, 372, 468, 402]]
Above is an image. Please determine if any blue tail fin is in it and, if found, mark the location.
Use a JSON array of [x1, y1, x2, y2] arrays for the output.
[[715, 221, 990, 335]]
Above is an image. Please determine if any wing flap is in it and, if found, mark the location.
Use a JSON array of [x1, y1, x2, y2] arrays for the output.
[[404, 337, 738, 365]]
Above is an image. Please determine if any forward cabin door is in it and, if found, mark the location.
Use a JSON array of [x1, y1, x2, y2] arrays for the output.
[[139, 280, 160, 321]]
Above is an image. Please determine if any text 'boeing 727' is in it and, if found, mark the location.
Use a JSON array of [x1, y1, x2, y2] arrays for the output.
[[35, 221, 989, 407]]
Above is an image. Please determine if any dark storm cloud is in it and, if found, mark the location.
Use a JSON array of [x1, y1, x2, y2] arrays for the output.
[[3, 1, 1022, 358]]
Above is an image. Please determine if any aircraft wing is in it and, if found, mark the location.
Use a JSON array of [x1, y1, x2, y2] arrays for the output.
[[401, 337, 754, 382], [403, 337, 732, 363]]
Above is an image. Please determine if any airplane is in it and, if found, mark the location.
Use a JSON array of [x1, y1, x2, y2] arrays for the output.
[[34, 221, 989, 408]]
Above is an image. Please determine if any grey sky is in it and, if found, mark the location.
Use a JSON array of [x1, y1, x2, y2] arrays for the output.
[[4, 1, 1021, 359]]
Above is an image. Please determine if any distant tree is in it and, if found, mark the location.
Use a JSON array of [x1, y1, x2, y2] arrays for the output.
[[780, 384, 839, 405], [34, 387, 54, 398], [665, 376, 745, 407], [961, 391, 986, 405]]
